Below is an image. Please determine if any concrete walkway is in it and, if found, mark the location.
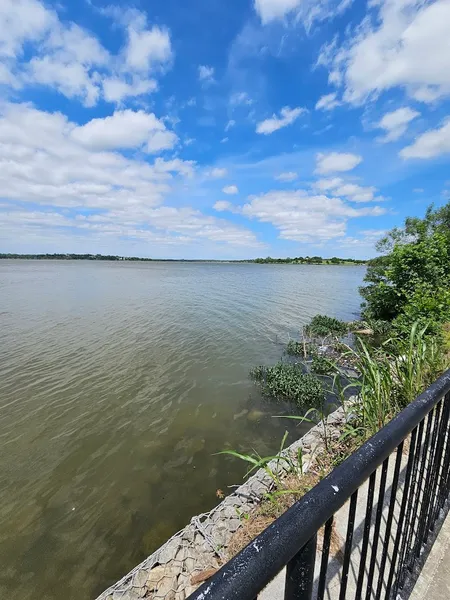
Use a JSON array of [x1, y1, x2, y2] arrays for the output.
[[408, 510, 450, 600], [259, 441, 450, 600]]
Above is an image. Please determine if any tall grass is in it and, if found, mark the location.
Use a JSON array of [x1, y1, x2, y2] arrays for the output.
[[349, 340, 396, 438], [216, 431, 304, 488], [348, 321, 449, 440]]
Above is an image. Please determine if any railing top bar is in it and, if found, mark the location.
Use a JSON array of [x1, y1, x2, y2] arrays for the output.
[[188, 368, 450, 600]]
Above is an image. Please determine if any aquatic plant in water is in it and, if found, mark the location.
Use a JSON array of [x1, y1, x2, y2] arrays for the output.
[[285, 340, 304, 357], [249, 362, 325, 409], [304, 314, 348, 338]]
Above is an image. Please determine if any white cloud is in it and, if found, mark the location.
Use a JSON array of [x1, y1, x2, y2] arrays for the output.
[[213, 200, 233, 211], [27, 58, 101, 107], [0, 0, 53, 58], [314, 177, 378, 202], [377, 107, 420, 142], [124, 13, 172, 72], [102, 77, 158, 103], [0, 103, 263, 253], [337, 228, 386, 250], [400, 119, 450, 159], [0, 2, 172, 106], [240, 190, 385, 242], [146, 130, 178, 154], [319, 0, 450, 104], [314, 176, 343, 191], [230, 92, 252, 105], [254, 0, 301, 24], [275, 172, 298, 182], [315, 92, 340, 111], [70, 110, 178, 153], [225, 119, 236, 131], [222, 185, 239, 195], [413, 188, 424, 193], [256, 106, 305, 135], [24, 20, 110, 107], [315, 152, 362, 174], [198, 65, 215, 82], [208, 168, 228, 179], [0, 103, 189, 208], [254, 0, 354, 27]]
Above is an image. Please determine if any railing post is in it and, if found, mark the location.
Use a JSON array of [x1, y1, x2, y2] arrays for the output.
[[284, 534, 317, 600]]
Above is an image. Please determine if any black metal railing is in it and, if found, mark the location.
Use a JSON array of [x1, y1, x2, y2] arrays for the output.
[[188, 369, 450, 600]]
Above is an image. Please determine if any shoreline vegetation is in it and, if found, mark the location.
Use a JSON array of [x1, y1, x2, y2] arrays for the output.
[[219, 201, 450, 557], [0, 253, 366, 265]]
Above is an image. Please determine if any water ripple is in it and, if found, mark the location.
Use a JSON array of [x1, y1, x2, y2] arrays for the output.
[[0, 260, 365, 600]]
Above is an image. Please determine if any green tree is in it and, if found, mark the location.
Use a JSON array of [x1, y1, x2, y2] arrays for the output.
[[360, 202, 450, 332]]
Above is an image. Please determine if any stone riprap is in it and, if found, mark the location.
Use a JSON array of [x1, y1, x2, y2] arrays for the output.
[[96, 407, 348, 600]]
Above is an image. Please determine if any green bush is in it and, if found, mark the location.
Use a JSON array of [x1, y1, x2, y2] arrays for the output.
[[361, 204, 450, 332], [250, 362, 325, 409], [304, 315, 348, 338], [393, 285, 450, 337]]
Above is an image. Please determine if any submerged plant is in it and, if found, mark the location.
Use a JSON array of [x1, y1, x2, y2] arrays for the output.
[[250, 362, 325, 409]]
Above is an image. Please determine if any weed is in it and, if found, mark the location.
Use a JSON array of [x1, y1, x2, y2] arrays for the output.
[[310, 350, 338, 376], [216, 431, 302, 488]]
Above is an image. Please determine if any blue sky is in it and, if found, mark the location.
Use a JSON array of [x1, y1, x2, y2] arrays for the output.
[[1, 0, 450, 259]]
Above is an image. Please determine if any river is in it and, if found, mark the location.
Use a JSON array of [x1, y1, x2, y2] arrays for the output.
[[0, 260, 365, 599]]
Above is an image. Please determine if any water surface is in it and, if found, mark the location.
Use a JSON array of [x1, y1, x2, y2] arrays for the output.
[[0, 260, 365, 599]]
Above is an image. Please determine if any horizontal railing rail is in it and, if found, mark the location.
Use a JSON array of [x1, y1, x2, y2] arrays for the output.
[[188, 369, 450, 600]]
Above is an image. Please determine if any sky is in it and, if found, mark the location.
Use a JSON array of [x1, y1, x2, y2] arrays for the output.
[[1, 0, 450, 259]]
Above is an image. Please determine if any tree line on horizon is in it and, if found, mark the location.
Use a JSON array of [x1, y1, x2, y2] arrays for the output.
[[253, 256, 366, 265], [0, 252, 368, 264]]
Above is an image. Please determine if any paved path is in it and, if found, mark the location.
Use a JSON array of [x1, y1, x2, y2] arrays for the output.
[[409, 511, 450, 600], [259, 442, 450, 600]]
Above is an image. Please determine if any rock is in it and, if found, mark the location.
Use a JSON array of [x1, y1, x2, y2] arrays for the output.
[[175, 546, 187, 563], [132, 569, 149, 589], [146, 565, 167, 589], [113, 592, 139, 600], [223, 506, 238, 519], [153, 575, 177, 600], [177, 572, 190, 589], [184, 556, 196, 572], [247, 409, 266, 422], [184, 585, 198, 598], [183, 528, 195, 543], [158, 538, 181, 564], [148, 565, 181, 589], [212, 523, 229, 547], [228, 518, 241, 533]]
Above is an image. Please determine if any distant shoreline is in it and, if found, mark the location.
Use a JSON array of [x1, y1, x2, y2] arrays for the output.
[[0, 253, 368, 265]]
